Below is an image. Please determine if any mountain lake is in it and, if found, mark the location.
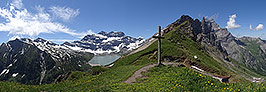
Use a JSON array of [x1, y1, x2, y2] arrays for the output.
[[88, 54, 121, 66]]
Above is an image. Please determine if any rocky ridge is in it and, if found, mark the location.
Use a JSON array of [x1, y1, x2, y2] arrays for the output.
[[163, 15, 266, 75]]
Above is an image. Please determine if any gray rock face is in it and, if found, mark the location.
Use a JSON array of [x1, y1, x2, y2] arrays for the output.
[[164, 15, 266, 75]]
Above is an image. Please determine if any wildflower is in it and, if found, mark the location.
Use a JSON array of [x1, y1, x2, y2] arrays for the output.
[[211, 83, 213, 85]]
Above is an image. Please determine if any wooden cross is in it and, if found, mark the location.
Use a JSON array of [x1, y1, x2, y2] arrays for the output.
[[152, 26, 164, 65]]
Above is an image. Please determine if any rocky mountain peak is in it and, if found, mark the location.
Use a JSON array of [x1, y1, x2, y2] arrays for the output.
[[179, 15, 193, 22], [34, 38, 57, 46], [201, 17, 221, 33], [98, 31, 107, 36], [81, 34, 100, 41], [163, 15, 195, 34], [107, 31, 125, 37], [34, 38, 47, 43]]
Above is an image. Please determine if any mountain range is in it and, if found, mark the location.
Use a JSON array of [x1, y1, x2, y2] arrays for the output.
[[63, 31, 146, 55], [0, 31, 145, 84]]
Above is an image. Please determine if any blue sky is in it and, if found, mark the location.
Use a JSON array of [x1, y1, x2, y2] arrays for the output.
[[0, 0, 265, 44]]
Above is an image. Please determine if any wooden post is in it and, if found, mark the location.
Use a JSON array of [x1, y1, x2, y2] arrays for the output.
[[158, 26, 162, 65], [152, 26, 164, 66]]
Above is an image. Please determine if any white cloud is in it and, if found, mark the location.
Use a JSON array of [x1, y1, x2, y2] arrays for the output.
[[249, 24, 253, 30], [255, 24, 264, 30], [0, 1, 87, 39], [49, 6, 79, 21], [225, 14, 241, 29], [249, 24, 264, 31], [11, 0, 23, 9]]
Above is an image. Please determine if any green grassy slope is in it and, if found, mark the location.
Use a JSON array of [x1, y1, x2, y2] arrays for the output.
[[0, 21, 265, 91], [238, 38, 266, 76], [111, 66, 265, 92]]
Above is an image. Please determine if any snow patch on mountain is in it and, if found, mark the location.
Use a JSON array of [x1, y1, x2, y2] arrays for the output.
[[94, 34, 108, 38], [7, 64, 12, 68], [0, 69, 9, 76], [64, 45, 113, 54], [127, 39, 146, 51], [12, 73, 19, 77], [102, 37, 122, 42]]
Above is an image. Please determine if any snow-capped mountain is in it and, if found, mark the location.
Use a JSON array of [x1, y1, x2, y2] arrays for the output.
[[63, 31, 146, 55], [0, 38, 93, 85]]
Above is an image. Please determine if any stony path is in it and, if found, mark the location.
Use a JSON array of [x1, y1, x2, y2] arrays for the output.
[[124, 62, 181, 84], [124, 62, 232, 84], [124, 64, 157, 84]]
